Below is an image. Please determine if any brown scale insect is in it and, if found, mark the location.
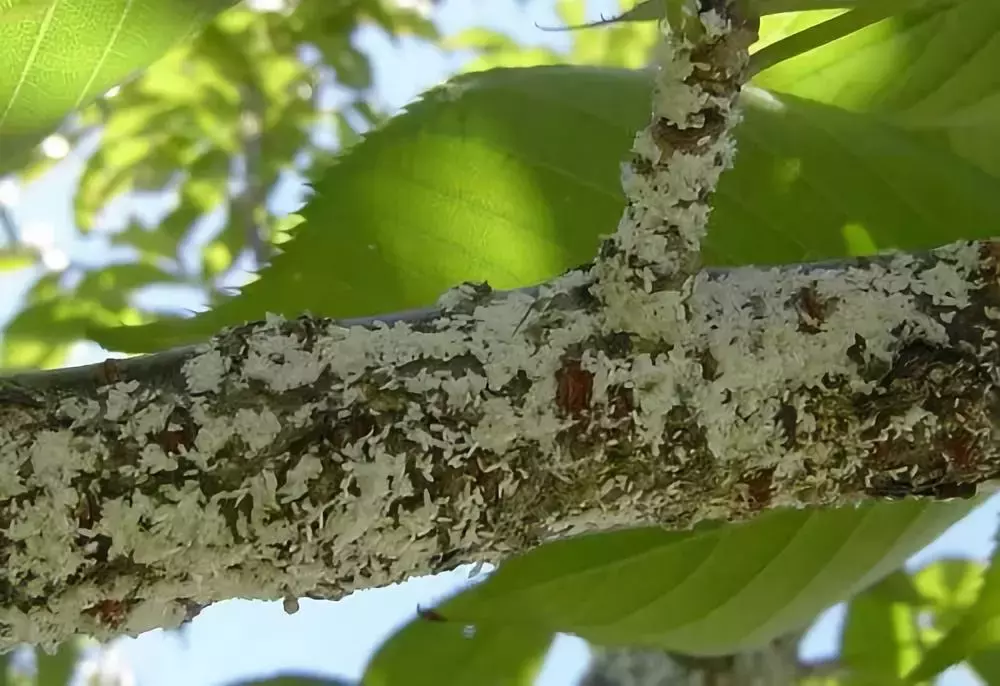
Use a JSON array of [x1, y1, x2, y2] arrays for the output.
[[556, 359, 593, 417]]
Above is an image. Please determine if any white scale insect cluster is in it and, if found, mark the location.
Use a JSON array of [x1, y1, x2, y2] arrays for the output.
[[593, 7, 749, 337], [2, 237, 995, 650], [2, 0, 999, 655]]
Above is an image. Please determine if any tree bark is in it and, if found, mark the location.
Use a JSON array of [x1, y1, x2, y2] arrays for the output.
[[1, 0, 993, 657], [579, 632, 803, 686]]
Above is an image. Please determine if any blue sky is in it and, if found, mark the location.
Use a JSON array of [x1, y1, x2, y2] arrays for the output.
[[0, 1, 996, 684]]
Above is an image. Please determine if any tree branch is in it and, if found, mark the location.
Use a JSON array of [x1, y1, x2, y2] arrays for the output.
[[3, 239, 1000, 649]]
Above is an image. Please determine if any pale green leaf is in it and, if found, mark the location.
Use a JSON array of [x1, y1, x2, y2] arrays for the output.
[[906, 529, 1000, 683], [35, 639, 81, 686], [539, 0, 666, 30], [0, 246, 37, 271], [363, 619, 549, 686], [3, 295, 126, 368], [75, 262, 180, 308], [0, 0, 47, 22], [0, 335, 70, 370], [0, 0, 237, 175], [753, 0, 1000, 177], [913, 558, 986, 627], [463, 48, 564, 73], [74, 127, 199, 231], [840, 572, 923, 681], [443, 27, 523, 52], [368, 502, 973, 656], [89, 66, 1000, 353], [111, 220, 180, 262], [539, 0, 862, 32], [750, 0, 932, 76]]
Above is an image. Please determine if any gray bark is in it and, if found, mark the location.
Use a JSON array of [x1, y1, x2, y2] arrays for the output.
[[3, 238, 999, 651], [579, 633, 803, 686]]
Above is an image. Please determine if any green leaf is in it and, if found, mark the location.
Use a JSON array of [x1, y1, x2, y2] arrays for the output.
[[0, 0, 47, 22], [749, 0, 928, 76], [2, 295, 126, 369], [913, 558, 985, 627], [75, 262, 180, 310], [74, 126, 195, 232], [840, 572, 923, 681], [557, 0, 659, 68], [0, 0, 238, 176], [969, 648, 1000, 685], [365, 3, 438, 41], [909, 559, 1000, 683], [36, 639, 80, 686], [363, 618, 549, 686], [89, 66, 1000, 353], [906, 533, 1000, 682], [111, 220, 181, 262], [753, 0, 1000, 177], [443, 27, 523, 52], [365, 502, 974, 657], [0, 246, 37, 271], [0, 648, 14, 686], [0, 335, 71, 370], [539, 0, 862, 31]]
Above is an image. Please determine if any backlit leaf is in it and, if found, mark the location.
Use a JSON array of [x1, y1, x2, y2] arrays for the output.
[[906, 528, 1000, 682], [35, 639, 81, 686], [363, 619, 549, 686], [0, 0, 237, 175], [753, 0, 1000, 177], [370, 501, 975, 658], [90, 66, 1000, 352], [840, 572, 923, 681]]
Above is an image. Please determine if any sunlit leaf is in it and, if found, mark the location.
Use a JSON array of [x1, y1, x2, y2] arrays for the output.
[[90, 66, 1000, 352], [363, 619, 549, 686], [75, 262, 180, 309], [0, 0, 49, 22], [913, 558, 986, 628], [371, 502, 973, 658], [110, 220, 179, 262], [3, 296, 127, 369], [443, 27, 523, 52], [750, 0, 927, 76], [906, 530, 1000, 682], [538, 0, 862, 32], [0, 246, 37, 271], [0, 0, 238, 175], [753, 0, 1000, 177], [74, 128, 198, 231], [35, 639, 81, 686], [840, 572, 923, 681]]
